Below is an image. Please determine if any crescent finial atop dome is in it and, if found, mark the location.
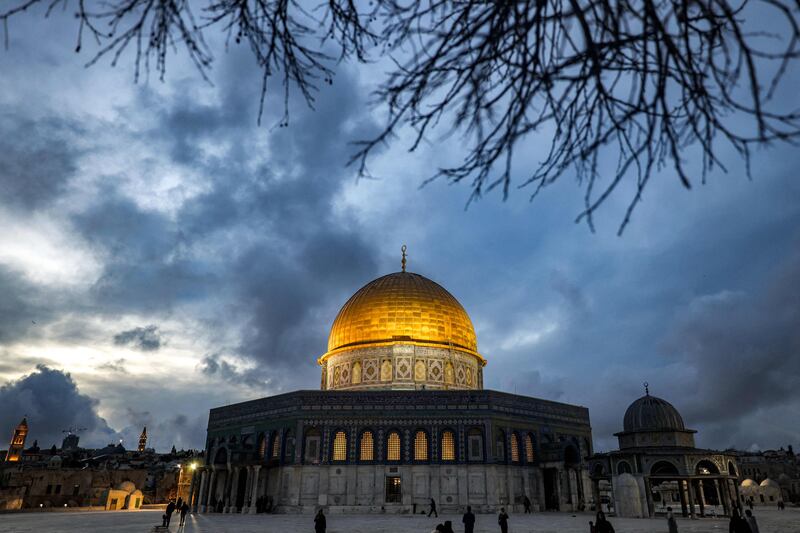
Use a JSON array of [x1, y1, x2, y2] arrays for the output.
[[401, 244, 407, 272]]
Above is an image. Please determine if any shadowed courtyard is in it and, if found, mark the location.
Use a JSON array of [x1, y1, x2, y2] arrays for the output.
[[1, 508, 797, 533]]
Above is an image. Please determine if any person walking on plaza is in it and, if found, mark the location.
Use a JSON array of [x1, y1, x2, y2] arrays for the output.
[[314, 508, 327, 533], [666, 506, 678, 533], [498, 507, 509, 533], [729, 508, 752, 533], [179, 501, 189, 527], [744, 509, 760, 533], [462, 505, 476, 533], [428, 497, 438, 518], [165, 500, 176, 526], [595, 510, 615, 533], [523, 494, 532, 513]]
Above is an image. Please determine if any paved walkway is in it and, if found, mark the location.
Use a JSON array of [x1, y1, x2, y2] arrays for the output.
[[1, 508, 796, 532]]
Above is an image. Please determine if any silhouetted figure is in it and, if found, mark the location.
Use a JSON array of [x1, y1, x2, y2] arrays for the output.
[[462, 505, 476, 533], [161, 514, 168, 527], [176, 497, 183, 510], [498, 507, 509, 533], [428, 498, 438, 518], [165, 500, 176, 525], [523, 495, 532, 513], [744, 509, 759, 533], [589, 521, 597, 533], [748, 499, 754, 511], [666, 506, 678, 533], [595, 510, 615, 533], [433, 525, 445, 533], [179, 501, 189, 526], [314, 508, 326, 533], [442, 520, 454, 533], [729, 509, 752, 533]]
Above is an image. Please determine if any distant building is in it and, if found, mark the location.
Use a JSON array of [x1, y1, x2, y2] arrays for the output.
[[0, 419, 201, 511], [138, 427, 147, 453], [588, 386, 740, 518], [61, 433, 80, 452], [735, 446, 800, 503], [5, 418, 28, 463]]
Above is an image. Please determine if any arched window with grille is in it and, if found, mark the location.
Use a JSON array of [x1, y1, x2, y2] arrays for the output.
[[387, 431, 401, 461], [441, 430, 455, 461], [332, 430, 348, 462], [359, 431, 374, 461], [467, 428, 483, 461], [495, 430, 506, 462], [510, 433, 520, 462], [303, 428, 321, 464], [284, 429, 295, 463], [271, 431, 280, 459], [525, 434, 535, 463], [414, 430, 429, 461], [258, 433, 267, 459]]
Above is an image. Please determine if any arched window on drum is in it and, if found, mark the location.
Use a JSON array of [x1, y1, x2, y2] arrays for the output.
[[359, 430, 374, 462], [386, 431, 401, 462], [332, 430, 348, 462], [510, 433, 520, 463], [414, 430, 429, 462], [440, 430, 456, 461], [524, 433, 535, 463]]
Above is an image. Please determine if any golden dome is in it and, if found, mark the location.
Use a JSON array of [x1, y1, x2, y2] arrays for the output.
[[321, 271, 482, 362]]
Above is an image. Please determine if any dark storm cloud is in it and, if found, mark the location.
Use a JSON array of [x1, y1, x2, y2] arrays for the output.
[[0, 365, 117, 448], [0, 109, 83, 209], [113, 325, 164, 351], [663, 248, 800, 434]]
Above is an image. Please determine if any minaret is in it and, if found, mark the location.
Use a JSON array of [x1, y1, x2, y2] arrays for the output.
[[5, 417, 29, 462], [138, 427, 147, 452]]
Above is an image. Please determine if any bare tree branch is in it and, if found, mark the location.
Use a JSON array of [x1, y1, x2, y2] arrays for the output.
[[3, 0, 799, 232]]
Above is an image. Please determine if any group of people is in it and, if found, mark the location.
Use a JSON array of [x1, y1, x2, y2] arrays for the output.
[[161, 497, 190, 528], [729, 508, 761, 533], [314, 503, 510, 533], [431, 500, 506, 533], [663, 505, 762, 533], [313, 502, 774, 533]]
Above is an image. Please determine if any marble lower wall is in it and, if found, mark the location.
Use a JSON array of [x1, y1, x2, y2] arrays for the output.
[[196, 463, 594, 514]]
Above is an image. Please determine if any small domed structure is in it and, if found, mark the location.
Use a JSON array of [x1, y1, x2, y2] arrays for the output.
[[623, 394, 685, 432], [115, 481, 136, 494], [615, 386, 697, 449], [760, 478, 779, 488], [741, 478, 758, 487]]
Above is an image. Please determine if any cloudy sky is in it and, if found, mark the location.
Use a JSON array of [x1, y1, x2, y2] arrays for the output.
[[0, 5, 798, 454]]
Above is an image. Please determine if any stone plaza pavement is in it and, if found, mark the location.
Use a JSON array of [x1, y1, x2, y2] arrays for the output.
[[0, 508, 797, 533]]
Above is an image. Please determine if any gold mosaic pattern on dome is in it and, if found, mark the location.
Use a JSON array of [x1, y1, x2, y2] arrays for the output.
[[326, 272, 479, 355]]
